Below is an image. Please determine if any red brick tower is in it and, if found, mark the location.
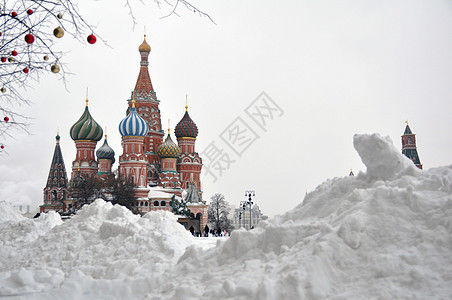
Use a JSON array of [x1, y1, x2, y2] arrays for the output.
[[96, 134, 115, 179], [156, 128, 182, 190], [119, 100, 150, 199], [69, 98, 103, 178], [175, 104, 203, 194], [127, 35, 164, 185], [401, 122, 423, 170], [41, 133, 69, 213]]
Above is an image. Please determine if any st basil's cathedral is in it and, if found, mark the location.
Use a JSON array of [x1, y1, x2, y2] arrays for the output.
[[41, 36, 207, 231]]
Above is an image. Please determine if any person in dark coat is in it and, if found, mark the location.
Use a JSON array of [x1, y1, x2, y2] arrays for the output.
[[204, 224, 209, 237], [216, 227, 221, 237], [189, 226, 194, 236]]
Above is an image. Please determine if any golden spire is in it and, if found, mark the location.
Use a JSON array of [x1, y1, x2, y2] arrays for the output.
[[185, 94, 188, 111], [85, 87, 89, 106], [168, 118, 170, 135], [104, 127, 107, 139], [132, 100, 136, 108], [405, 120, 409, 125]]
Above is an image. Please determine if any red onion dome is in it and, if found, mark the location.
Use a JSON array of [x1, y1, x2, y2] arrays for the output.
[[175, 110, 198, 139]]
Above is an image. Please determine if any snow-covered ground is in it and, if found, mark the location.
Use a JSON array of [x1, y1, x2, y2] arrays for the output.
[[1, 133, 451, 299]]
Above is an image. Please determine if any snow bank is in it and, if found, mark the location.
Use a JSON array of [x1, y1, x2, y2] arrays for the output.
[[1, 133, 451, 299], [174, 134, 452, 299]]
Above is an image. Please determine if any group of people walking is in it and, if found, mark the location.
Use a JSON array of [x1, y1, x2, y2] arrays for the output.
[[189, 224, 228, 237]]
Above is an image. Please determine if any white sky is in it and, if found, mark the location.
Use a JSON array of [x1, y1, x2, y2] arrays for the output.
[[1, 0, 451, 217]]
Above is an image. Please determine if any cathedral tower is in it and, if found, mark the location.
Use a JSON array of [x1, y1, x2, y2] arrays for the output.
[[119, 100, 149, 199], [41, 134, 69, 213], [156, 128, 182, 190], [175, 104, 202, 194], [401, 122, 423, 170], [96, 134, 115, 178], [127, 35, 164, 184], [69, 98, 103, 178]]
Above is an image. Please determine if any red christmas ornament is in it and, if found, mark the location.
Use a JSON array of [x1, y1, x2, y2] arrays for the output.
[[87, 34, 96, 44], [23, 68, 29, 73], [1, 145, 4, 149], [11, 11, 17, 17], [0, 32, 2, 36], [4, 117, 9, 122], [27, 9, 33, 15], [25, 34, 35, 44], [1, 57, 5, 63], [11, 50, 17, 56]]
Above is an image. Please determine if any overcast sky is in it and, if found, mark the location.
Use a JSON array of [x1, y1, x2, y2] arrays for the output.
[[1, 0, 451, 217]]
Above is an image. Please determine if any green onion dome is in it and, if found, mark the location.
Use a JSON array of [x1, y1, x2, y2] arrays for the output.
[[70, 100, 103, 141], [96, 135, 115, 163], [157, 132, 181, 159], [175, 109, 198, 138]]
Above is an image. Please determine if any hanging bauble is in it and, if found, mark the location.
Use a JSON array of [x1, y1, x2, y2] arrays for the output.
[[11, 12, 17, 18], [53, 27, 64, 38], [43, 55, 49, 61], [11, 50, 17, 56], [1, 87, 6, 93], [57, 13, 63, 19], [1, 145, 4, 149], [23, 68, 29, 73], [87, 34, 96, 44], [51, 64, 60, 73], [25, 34, 35, 44], [4, 117, 9, 122], [27, 9, 33, 15], [8, 57, 14, 62], [1, 57, 5, 63], [0, 32, 2, 36]]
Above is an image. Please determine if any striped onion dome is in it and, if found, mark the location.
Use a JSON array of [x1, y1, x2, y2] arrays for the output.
[[96, 135, 115, 163], [118, 101, 149, 137], [157, 133, 181, 158], [175, 109, 198, 138], [70, 100, 103, 141]]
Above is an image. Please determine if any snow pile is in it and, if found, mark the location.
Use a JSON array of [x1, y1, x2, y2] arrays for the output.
[[1, 133, 452, 299], [0, 200, 195, 297], [173, 133, 452, 299]]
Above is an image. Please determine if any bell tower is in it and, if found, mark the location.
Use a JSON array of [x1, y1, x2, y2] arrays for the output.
[[127, 35, 164, 185], [401, 122, 423, 170]]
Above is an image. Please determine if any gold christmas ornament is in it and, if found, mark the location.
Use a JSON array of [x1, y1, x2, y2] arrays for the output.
[[8, 57, 14, 62], [53, 27, 64, 38], [43, 55, 49, 61], [57, 13, 63, 19], [51, 64, 60, 73], [1, 87, 6, 93]]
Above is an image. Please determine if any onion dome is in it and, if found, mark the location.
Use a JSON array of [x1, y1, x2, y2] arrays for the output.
[[96, 135, 115, 163], [157, 131, 181, 158], [138, 35, 151, 52], [119, 100, 149, 137], [175, 108, 198, 138], [70, 99, 103, 141]]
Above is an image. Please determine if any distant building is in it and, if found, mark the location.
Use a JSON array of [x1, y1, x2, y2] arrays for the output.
[[401, 123, 423, 169], [232, 204, 268, 230]]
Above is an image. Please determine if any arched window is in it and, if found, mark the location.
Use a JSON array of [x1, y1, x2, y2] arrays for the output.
[[154, 201, 159, 206], [161, 201, 166, 207], [62, 190, 66, 200], [145, 202, 148, 206], [52, 190, 57, 201]]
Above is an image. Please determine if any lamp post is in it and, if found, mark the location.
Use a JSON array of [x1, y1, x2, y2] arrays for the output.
[[244, 190, 255, 229], [238, 211, 242, 228]]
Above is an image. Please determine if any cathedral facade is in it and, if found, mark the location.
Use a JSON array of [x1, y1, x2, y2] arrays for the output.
[[41, 36, 207, 231]]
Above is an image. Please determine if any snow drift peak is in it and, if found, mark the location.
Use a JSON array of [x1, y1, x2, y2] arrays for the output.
[[353, 133, 419, 180]]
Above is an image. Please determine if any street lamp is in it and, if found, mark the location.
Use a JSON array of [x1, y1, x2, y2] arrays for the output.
[[244, 190, 255, 229]]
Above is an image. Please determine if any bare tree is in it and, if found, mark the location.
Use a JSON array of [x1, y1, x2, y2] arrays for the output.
[[0, 0, 102, 149], [0, 0, 212, 152], [208, 193, 234, 232]]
